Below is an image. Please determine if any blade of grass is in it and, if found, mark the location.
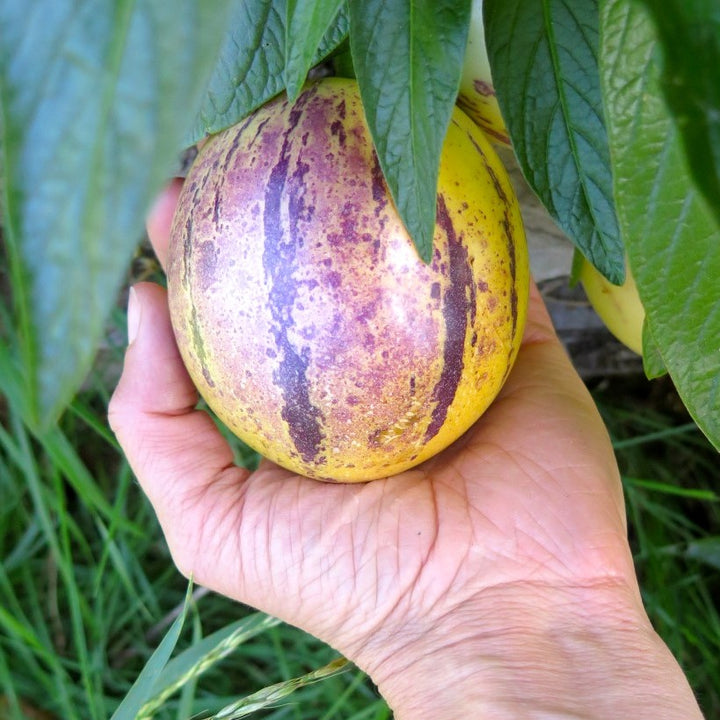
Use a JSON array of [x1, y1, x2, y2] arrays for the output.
[[111, 581, 194, 720], [318, 668, 370, 720], [0, 420, 85, 720], [623, 476, 718, 502], [37, 424, 136, 533], [91, 460, 141, 590], [138, 613, 282, 717], [68, 395, 121, 449], [269, 623, 297, 720], [35, 441, 102, 718], [0, 603, 50, 660], [612, 421, 699, 449], [0, 565, 63, 677], [175, 609, 203, 720], [50, 461, 111, 720], [1, 505, 43, 573], [93, 519, 154, 623], [0, 650, 25, 720], [345, 703, 392, 720]]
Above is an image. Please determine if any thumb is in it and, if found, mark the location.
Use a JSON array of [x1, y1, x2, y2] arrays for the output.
[[109, 282, 249, 575], [112, 282, 199, 416]]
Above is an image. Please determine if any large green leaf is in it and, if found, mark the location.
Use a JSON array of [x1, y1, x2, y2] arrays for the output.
[[348, 0, 472, 263], [285, 0, 346, 100], [485, 0, 624, 283], [637, 0, 720, 230], [187, 0, 348, 143], [0, 0, 233, 427], [600, 0, 720, 451]]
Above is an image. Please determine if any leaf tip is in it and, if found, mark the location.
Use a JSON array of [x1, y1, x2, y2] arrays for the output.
[[284, 74, 304, 104]]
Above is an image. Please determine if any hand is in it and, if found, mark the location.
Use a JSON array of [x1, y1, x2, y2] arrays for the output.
[[110, 181, 703, 719]]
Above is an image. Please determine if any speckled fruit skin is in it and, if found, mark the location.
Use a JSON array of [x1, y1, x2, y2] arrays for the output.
[[167, 77, 529, 482], [457, 0, 510, 145]]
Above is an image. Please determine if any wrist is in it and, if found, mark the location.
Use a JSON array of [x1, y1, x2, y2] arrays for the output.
[[360, 580, 703, 720]]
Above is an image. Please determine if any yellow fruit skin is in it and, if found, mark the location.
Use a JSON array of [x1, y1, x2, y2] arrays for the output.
[[580, 259, 645, 355], [458, 0, 510, 145], [167, 78, 529, 482]]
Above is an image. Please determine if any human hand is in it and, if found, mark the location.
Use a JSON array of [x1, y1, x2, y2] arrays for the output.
[[110, 181, 703, 719]]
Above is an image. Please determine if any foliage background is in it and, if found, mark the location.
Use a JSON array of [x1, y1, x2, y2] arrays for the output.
[[0, 0, 719, 717], [0, 0, 718, 448]]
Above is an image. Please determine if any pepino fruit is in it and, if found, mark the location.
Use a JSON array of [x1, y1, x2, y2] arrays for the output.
[[580, 258, 645, 355], [458, 0, 509, 145], [167, 78, 529, 482]]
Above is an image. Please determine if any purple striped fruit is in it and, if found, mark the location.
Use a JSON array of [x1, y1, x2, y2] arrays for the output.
[[167, 78, 529, 482]]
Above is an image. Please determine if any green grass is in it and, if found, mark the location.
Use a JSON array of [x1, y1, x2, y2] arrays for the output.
[[1, 302, 719, 718], [0, 402, 389, 719], [594, 377, 720, 716]]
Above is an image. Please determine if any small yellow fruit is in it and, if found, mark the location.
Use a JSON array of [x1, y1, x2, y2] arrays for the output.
[[457, 0, 509, 145], [167, 78, 529, 482], [580, 258, 645, 355]]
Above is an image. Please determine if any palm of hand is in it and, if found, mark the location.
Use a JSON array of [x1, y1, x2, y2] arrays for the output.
[[111, 180, 633, 680], [149, 302, 630, 670]]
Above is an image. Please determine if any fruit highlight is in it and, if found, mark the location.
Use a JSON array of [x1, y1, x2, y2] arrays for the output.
[[167, 78, 529, 482]]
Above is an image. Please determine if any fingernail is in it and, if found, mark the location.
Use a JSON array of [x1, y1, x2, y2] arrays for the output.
[[127, 286, 141, 345]]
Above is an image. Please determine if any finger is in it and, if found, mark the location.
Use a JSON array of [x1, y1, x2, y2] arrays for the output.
[[521, 278, 561, 346], [108, 282, 250, 568], [489, 278, 629, 534], [146, 178, 184, 270], [504, 278, 579, 388], [498, 279, 586, 414], [499, 278, 611, 446]]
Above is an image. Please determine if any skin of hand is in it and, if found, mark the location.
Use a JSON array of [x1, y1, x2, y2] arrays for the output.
[[109, 180, 704, 719]]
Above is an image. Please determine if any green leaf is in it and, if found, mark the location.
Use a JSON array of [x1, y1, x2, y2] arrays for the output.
[[111, 582, 193, 720], [485, 0, 624, 283], [188, 0, 349, 143], [285, 0, 346, 100], [0, 0, 233, 426], [636, 0, 720, 230], [569, 247, 585, 286], [348, 0, 472, 263], [641, 319, 667, 380], [600, 0, 720, 452]]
